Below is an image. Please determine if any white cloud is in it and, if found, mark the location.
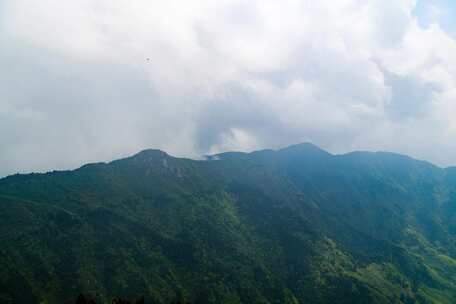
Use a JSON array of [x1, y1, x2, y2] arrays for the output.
[[1, 0, 456, 176]]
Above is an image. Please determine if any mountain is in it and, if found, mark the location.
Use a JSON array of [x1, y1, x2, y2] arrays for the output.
[[1, 143, 456, 303]]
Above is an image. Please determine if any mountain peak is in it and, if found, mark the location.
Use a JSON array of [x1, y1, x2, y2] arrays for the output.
[[132, 149, 169, 159], [108, 149, 171, 167], [279, 142, 331, 155]]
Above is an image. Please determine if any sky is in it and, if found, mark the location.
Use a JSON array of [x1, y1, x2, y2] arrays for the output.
[[1, 0, 456, 177]]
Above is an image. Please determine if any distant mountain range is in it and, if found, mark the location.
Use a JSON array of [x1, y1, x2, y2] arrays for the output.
[[2, 143, 456, 303]]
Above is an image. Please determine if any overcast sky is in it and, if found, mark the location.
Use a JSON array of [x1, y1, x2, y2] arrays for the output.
[[1, 0, 456, 177]]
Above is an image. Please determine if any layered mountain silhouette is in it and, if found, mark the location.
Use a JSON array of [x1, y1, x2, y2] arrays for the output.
[[1, 143, 456, 303]]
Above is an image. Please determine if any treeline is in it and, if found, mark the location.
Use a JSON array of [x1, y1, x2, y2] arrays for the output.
[[75, 293, 191, 304]]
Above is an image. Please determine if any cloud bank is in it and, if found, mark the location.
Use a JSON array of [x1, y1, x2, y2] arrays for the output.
[[1, 0, 456, 176]]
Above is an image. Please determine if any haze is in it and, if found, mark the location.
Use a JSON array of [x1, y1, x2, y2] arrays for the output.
[[2, 0, 456, 177]]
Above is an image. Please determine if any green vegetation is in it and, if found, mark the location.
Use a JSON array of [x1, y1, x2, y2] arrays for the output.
[[1, 144, 456, 303]]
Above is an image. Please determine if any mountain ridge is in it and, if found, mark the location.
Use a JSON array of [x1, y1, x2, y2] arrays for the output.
[[1, 143, 456, 303], [0, 142, 447, 181]]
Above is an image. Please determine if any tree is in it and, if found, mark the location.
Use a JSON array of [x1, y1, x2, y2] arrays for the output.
[[76, 293, 87, 304]]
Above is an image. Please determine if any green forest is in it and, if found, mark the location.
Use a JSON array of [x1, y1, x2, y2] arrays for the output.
[[2, 143, 456, 303]]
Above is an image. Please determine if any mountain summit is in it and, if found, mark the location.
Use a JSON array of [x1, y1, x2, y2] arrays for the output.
[[1, 144, 456, 303]]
